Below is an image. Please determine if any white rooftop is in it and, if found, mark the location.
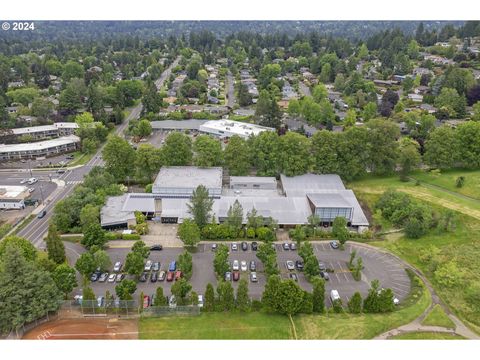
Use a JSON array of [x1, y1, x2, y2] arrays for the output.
[[199, 120, 274, 138], [0, 185, 29, 200], [153, 166, 223, 190], [0, 135, 80, 153], [10, 122, 78, 135]]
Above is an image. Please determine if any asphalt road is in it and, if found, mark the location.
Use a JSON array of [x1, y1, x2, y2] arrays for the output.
[[11, 57, 180, 249], [225, 71, 235, 108]]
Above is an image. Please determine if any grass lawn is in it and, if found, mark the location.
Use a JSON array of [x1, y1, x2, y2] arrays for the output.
[[411, 169, 480, 200], [421, 304, 456, 329], [349, 174, 480, 335], [139, 272, 430, 340], [389, 331, 465, 340], [67, 151, 95, 167], [139, 312, 294, 339]]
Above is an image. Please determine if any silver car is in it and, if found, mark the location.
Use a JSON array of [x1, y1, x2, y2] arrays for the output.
[[113, 261, 122, 272], [98, 272, 109, 282], [107, 274, 117, 283], [232, 260, 240, 271], [144, 260, 152, 271], [285, 260, 295, 271], [240, 260, 247, 272], [231, 242, 238, 251], [250, 272, 258, 283]]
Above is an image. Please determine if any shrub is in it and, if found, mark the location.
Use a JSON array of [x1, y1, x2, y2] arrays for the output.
[[122, 233, 141, 240]]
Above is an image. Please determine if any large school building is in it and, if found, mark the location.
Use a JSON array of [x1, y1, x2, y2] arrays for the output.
[[101, 166, 369, 232]]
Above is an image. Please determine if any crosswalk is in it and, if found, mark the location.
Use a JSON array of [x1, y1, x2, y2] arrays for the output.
[[66, 180, 83, 185]]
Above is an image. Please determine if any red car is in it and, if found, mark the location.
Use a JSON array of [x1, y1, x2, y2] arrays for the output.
[[233, 271, 240, 281], [166, 271, 174, 282], [175, 270, 183, 280]]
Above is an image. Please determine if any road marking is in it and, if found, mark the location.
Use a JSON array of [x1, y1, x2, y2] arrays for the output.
[[66, 180, 84, 185]]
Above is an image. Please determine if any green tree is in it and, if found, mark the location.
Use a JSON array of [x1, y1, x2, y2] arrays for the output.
[[362, 102, 378, 121], [187, 185, 213, 228], [363, 279, 381, 313], [312, 83, 328, 102], [319, 63, 332, 83], [83, 286, 96, 302], [348, 292, 363, 314], [143, 82, 163, 114], [255, 89, 281, 129], [161, 132, 193, 166], [278, 132, 311, 176], [178, 219, 201, 248], [236, 278, 251, 312], [216, 281, 235, 311], [124, 252, 144, 278], [93, 250, 112, 272], [193, 135, 223, 167], [366, 119, 400, 175], [472, 102, 480, 122], [52, 264, 78, 299], [115, 279, 137, 300], [153, 287, 167, 306], [62, 60, 84, 82], [332, 298, 344, 313], [75, 252, 96, 282], [226, 200, 243, 234], [131, 241, 150, 259], [276, 280, 305, 315], [177, 251, 193, 280], [204, 283, 215, 312], [213, 244, 230, 277], [224, 135, 250, 176], [102, 135, 136, 181], [81, 222, 106, 249], [312, 277, 326, 313], [45, 224, 66, 264], [135, 143, 163, 183], [424, 126, 461, 169], [435, 87, 466, 118], [171, 278, 192, 305], [332, 217, 349, 246], [237, 82, 252, 106], [249, 131, 280, 176], [457, 121, 480, 168], [262, 275, 282, 312], [398, 138, 421, 181], [135, 119, 153, 138], [0, 246, 62, 335], [0, 235, 37, 262]]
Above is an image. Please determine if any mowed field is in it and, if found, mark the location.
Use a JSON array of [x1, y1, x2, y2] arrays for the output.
[[23, 318, 138, 340]]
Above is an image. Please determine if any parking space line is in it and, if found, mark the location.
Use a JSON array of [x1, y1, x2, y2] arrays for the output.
[[391, 282, 410, 289], [391, 286, 409, 296], [342, 273, 349, 281]]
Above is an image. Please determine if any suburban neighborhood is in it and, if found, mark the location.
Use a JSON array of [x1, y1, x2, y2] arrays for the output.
[[1, 18, 480, 346]]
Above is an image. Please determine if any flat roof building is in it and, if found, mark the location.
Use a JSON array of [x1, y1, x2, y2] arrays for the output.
[[0, 185, 30, 209], [199, 120, 274, 139], [101, 167, 369, 230], [1, 123, 78, 143], [0, 135, 81, 160]]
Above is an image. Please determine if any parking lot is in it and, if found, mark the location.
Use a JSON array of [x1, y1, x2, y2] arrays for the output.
[[86, 241, 411, 306]]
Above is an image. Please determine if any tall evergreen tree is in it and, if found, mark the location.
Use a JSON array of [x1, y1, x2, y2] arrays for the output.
[[45, 224, 66, 264]]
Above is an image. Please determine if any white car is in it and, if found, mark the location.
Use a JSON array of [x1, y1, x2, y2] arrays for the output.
[[240, 260, 247, 272], [197, 295, 204, 308], [232, 260, 239, 271], [28, 188, 35, 193], [20, 179, 28, 184], [27, 177, 38, 185], [285, 260, 295, 271], [169, 295, 177, 309], [108, 274, 117, 283], [393, 297, 400, 305], [144, 260, 152, 271], [113, 261, 122, 272], [250, 272, 258, 283], [231, 242, 238, 251]]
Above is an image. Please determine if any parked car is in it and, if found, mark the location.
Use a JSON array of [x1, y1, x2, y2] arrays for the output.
[[150, 272, 158, 282], [198, 295, 204, 308], [251, 242, 258, 251], [240, 260, 247, 272], [150, 245, 163, 251], [330, 240, 340, 249], [168, 295, 177, 309], [152, 262, 160, 272], [283, 243, 290, 251], [212, 243, 217, 251], [108, 274, 117, 283], [289, 243, 297, 251], [115, 273, 125, 282], [90, 268, 101, 282], [319, 262, 327, 272], [66, 154, 74, 160], [289, 273, 298, 282], [168, 261, 176, 272], [113, 261, 122, 272], [250, 272, 258, 283], [233, 271, 240, 281], [249, 260, 256, 271], [159, 270, 166, 281], [56, 169, 66, 174], [232, 260, 240, 271], [225, 271, 232, 281], [140, 272, 148, 282], [231, 242, 238, 251], [98, 272, 109, 282], [175, 271, 182, 280], [285, 260, 295, 271], [166, 271, 174, 282], [295, 260, 304, 271], [144, 260, 153, 271], [20, 179, 28, 184], [241, 241, 248, 251], [320, 271, 330, 281], [96, 296, 104, 307], [28, 188, 35, 193], [37, 210, 47, 219], [330, 289, 340, 302]]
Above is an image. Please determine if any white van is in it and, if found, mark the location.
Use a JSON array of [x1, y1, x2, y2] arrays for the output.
[[197, 295, 204, 308], [330, 289, 340, 302]]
